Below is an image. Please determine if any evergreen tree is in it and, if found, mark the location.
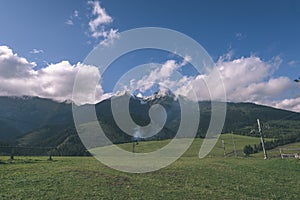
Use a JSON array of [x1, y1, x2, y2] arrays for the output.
[[243, 145, 254, 156]]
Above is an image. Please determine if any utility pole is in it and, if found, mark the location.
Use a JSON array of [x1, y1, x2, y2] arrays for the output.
[[10, 147, 14, 160], [132, 142, 135, 153], [222, 140, 226, 158], [257, 119, 268, 159], [232, 132, 237, 157]]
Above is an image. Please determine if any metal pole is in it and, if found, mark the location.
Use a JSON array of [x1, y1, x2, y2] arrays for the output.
[[257, 119, 268, 159]]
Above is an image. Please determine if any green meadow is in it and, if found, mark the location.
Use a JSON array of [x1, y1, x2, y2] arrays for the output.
[[1, 134, 299, 199]]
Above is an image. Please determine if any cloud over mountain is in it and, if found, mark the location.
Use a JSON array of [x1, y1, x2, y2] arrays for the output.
[[0, 46, 103, 104], [0, 45, 299, 111], [125, 55, 299, 112]]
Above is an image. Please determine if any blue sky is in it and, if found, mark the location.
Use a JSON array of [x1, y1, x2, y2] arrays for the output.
[[0, 0, 299, 111]]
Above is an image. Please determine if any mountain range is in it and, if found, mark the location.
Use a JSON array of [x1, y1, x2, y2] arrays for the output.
[[0, 91, 299, 155]]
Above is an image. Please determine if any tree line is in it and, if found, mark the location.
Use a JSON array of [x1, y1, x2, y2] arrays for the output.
[[243, 133, 300, 156]]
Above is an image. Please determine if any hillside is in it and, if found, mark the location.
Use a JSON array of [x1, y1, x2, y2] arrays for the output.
[[0, 94, 299, 155], [0, 96, 73, 141]]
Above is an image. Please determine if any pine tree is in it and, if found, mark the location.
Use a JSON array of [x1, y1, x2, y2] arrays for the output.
[[243, 145, 254, 156]]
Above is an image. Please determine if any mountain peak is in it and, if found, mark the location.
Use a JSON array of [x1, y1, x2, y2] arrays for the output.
[[114, 90, 133, 97], [142, 89, 176, 101]]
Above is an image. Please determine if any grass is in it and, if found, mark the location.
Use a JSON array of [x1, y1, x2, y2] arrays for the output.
[[264, 141, 300, 158], [0, 134, 300, 199]]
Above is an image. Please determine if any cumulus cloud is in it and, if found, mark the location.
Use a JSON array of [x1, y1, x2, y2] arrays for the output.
[[273, 97, 300, 112], [0, 46, 103, 105], [187, 56, 298, 109], [0, 46, 37, 78], [37, 61, 103, 104], [173, 55, 291, 102], [1, 45, 299, 111], [99, 28, 120, 46], [187, 56, 300, 111], [88, 1, 112, 33], [66, 1, 119, 45], [128, 59, 189, 94], [87, 1, 119, 44], [123, 53, 299, 112], [215, 55, 284, 102]]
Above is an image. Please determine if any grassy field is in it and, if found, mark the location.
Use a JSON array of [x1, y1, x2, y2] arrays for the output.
[[0, 134, 299, 199]]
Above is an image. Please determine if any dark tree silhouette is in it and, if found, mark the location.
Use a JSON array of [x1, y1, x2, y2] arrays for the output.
[[243, 145, 254, 156]]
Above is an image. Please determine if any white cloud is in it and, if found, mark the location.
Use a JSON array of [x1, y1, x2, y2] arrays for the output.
[[30, 49, 44, 54], [184, 55, 299, 111], [99, 28, 120, 46], [288, 60, 298, 67], [1, 45, 299, 112], [88, 1, 113, 38], [74, 10, 79, 17], [130, 59, 183, 93], [86, 1, 119, 46], [66, 10, 80, 26], [214, 56, 284, 101], [228, 77, 292, 102], [0, 46, 103, 105], [65, 19, 74, 26], [66, 1, 118, 45], [89, 1, 112, 30], [123, 53, 300, 112], [273, 97, 300, 112], [180, 55, 192, 67], [0, 46, 36, 78]]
